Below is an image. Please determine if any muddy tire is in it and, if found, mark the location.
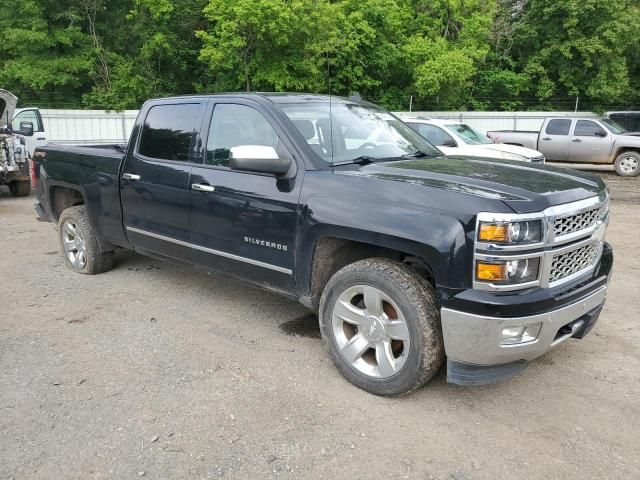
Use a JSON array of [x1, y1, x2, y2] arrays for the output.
[[8, 180, 31, 197], [614, 151, 640, 177], [57, 205, 114, 274], [319, 258, 444, 396]]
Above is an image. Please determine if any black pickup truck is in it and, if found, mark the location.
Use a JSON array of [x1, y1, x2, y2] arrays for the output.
[[32, 94, 613, 395]]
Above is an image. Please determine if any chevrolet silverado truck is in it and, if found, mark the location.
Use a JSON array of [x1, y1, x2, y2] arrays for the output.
[[487, 117, 640, 176], [32, 94, 613, 395]]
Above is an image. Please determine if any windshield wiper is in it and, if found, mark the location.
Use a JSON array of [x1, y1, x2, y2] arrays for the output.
[[331, 156, 377, 167], [401, 151, 438, 159]]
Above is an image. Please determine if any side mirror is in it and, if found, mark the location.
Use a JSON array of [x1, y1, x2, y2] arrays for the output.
[[441, 138, 457, 147], [18, 121, 34, 137], [595, 129, 607, 137], [229, 145, 293, 176]]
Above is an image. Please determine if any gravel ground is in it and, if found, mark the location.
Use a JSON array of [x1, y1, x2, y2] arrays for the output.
[[1, 173, 639, 480]]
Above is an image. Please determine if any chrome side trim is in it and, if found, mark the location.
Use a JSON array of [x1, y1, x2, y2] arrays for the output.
[[126, 226, 293, 275]]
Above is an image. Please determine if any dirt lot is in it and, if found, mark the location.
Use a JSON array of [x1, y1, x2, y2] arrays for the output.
[[1, 173, 639, 480]]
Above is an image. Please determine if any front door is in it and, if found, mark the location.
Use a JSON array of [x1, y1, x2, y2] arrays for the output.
[[121, 102, 204, 263], [12, 109, 47, 156], [189, 101, 302, 291], [539, 119, 572, 161], [569, 120, 612, 164]]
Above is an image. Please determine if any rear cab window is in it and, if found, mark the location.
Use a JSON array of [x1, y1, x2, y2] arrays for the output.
[[545, 119, 572, 136], [138, 103, 201, 161]]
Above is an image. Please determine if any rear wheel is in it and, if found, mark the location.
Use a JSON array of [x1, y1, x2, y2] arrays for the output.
[[58, 205, 114, 274], [614, 151, 640, 177], [8, 180, 31, 197], [319, 258, 444, 396]]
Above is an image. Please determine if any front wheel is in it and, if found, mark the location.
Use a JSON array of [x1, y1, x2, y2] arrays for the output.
[[614, 151, 640, 177], [319, 258, 444, 396]]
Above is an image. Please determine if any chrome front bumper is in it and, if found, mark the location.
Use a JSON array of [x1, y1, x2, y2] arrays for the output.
[[441, 285, 607, 366]]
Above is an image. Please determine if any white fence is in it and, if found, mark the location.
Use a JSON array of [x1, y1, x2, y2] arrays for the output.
[[40, 109, 600, 144]]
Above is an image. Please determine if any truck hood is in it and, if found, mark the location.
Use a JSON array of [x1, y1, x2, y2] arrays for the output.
[[475, 143, 542, 160], [345, 156, 606, 214], [0, 89, 18, 125]]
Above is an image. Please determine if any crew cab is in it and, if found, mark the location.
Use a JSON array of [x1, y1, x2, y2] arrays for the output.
[[400, 116, 545, 163], [487, 117, 640, 176], [33, 94, 613, 395]]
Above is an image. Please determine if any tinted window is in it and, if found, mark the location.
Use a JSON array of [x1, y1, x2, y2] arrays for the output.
[[545, 119, 571, 135], [574, 120, 605, 137], [416, 124, 454, 146], [138, 104, 199, 161], [206, 104, 280, 167]]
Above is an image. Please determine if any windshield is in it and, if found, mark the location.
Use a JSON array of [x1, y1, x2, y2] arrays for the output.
[[279, 101, 440, 164], [449, 123, 493, 145], [601, 118, 627, 134]]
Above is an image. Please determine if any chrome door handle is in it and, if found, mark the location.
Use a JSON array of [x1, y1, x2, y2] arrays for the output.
[[191, 183, 215, 192], [122, 173, 141, 181], [572, 139, 582, 143], [542, 137, 552, 141]]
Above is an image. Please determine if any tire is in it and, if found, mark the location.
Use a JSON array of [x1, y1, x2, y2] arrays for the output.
[[319, 258, 445, 396], [8, 180, 31, 197], [614, 151, 640, 177], [57, 205, 114, 274]]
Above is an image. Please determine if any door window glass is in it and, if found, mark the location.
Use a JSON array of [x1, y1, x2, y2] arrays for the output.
[[545, 119, 571, 135], [206, 104, 280, 167], [138, 103, 200, 161], [574, 120, 605, 137], [12, 110, 42, 131], [415, 124, 455, 146]]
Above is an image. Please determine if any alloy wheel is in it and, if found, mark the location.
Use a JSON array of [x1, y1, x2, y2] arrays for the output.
[[62, 220, 87, 269], [331, 284, 411, 379]]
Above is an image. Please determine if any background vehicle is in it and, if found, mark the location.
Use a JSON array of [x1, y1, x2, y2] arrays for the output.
[[0, 89, 31, 196], [401, 116, 545, 163], [33, 93, 612, 395], [487, 117, 640, 176]]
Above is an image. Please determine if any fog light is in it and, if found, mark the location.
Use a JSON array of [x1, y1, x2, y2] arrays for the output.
[[500, 323, 542, 345]]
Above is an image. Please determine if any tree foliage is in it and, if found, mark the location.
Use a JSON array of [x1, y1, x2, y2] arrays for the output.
[[1, 0, 639, 111]]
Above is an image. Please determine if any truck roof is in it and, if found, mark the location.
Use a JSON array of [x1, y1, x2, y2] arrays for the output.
[[146, 92, 362, 106]]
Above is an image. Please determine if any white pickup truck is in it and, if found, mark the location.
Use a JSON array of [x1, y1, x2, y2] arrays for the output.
[[400, 117, 545, 163], [487, 117, 640, 177]]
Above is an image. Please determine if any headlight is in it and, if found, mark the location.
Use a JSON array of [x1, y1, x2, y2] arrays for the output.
[[476, 257, 540, 285], [478, 220, 542, 245]]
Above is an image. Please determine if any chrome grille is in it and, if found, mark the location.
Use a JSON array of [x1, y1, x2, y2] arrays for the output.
[[554, 204, 607, 238], [549, 243, 600, 283]]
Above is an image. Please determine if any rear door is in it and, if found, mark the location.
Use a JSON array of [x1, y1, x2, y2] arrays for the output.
[[538, 119, 572, 161], [569, 120, 612, 163], [188, 100, 302, 291], [121, 101, 205, 262]]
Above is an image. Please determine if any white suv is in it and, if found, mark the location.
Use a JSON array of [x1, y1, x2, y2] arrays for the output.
[[400, 116, 545, 163]]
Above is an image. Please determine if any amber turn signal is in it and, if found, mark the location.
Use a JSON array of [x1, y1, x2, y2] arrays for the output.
[[478, 223, 509, 242], [476, 262, 507, 281]]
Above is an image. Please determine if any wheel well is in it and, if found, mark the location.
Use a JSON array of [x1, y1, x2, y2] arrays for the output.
[[306, 237, 435, 311], [613, 147, 640, 160], [51, 186, 85, 220]]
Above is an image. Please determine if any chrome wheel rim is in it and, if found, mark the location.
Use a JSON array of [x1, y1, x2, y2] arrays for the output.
[[331, 285, 410, 379], [62, 220, 87, 269], [619, 155, 639, 175]]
